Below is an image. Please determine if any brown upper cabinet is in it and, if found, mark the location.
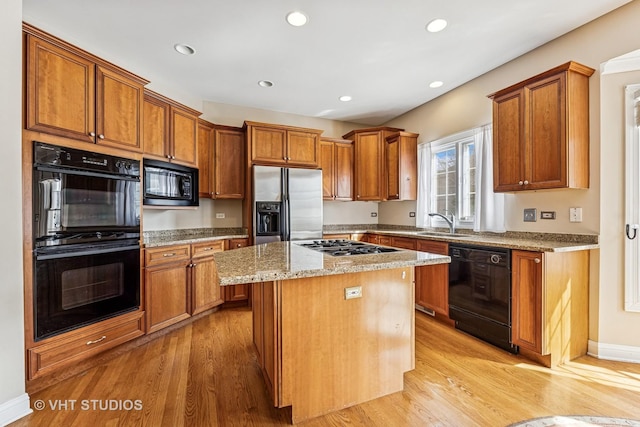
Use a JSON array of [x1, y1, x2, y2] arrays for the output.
[[343, 127, 404, 201], [245, 121, 322, 168], [488, 61, 594, 192], [319, 138, 354, 201], [143, 90, 200, 167], [24, 26, 148, 152], [386, 131, 419, 201], [198, 120, 245, 199]]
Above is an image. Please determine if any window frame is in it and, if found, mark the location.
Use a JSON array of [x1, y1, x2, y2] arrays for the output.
[[429, 129, 476, 229]]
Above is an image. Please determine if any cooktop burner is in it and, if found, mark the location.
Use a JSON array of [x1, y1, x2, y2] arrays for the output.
[[298, 240, 400, 256]]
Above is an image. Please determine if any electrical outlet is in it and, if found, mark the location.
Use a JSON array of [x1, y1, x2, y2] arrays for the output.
[[541, 211, 556, 220], [371, 212, 377, 217], [344, 286, 362, 300], [215, 213, 225, 219], [523, 208, 537, 222], [569, 207, 583, 222], [409, 212, 416, 218]]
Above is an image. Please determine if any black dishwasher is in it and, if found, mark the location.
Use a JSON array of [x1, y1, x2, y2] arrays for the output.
[[448, 244, 517, 353]]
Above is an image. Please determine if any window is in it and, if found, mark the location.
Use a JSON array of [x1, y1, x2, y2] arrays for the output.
[[430, 131, 476, 227]]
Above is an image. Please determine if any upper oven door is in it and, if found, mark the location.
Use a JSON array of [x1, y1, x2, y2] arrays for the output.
[[34, 167, 140, 243]]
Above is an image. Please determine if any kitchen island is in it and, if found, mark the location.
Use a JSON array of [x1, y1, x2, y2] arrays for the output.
[[213, 241, 449, 423]]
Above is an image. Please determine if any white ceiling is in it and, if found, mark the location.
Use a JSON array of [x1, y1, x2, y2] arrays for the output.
[[22, 0, 631, 125]]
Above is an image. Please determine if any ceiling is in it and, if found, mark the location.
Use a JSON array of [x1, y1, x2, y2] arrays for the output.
[[22, 0, 631, 125]]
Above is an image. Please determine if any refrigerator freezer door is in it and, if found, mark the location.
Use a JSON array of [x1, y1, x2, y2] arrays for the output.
[[288, 168, 323, 240], [253, 166, 283, 202]]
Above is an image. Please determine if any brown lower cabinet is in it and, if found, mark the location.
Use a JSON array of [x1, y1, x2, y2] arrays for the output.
[[223, 238, 251, 304], [511, 249, 589, 367], [144, 240, 225, 333], [415, 240, 449, 316]]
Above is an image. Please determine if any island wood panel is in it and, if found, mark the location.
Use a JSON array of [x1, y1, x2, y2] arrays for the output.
[[274, 267, 415, 423]]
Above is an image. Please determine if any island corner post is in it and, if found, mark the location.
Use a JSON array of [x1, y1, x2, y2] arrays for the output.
[[251, 266, 416, 424]]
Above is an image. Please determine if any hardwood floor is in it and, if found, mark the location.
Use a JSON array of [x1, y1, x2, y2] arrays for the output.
[[12, 308, 640, 426]]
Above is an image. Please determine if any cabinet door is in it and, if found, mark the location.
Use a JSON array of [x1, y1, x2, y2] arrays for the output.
[[493, 90, 525, 192], [214, 127, 245, 198], [415, 240, 449, 315], [334, 142, 354, 201], [145, 262, 190, 333], [251, 126, 287, 165], [26, 35, 96, 143], [287, 130, 319, 167], [511, 250, 543, 353], [191, 256, 223, 315], [95, 65, 144, 151], [386, 136, 400, 200], [252, 282, 264, 366], [143, 93, 171, 160], [354, 132, 384, 200], [171, 107, 198, 166], [319, 141, 335, 200], [197, 120, 214, 197], [391, 236, 416, 250], [526, 74, 566, 189], [224, 284, 250, 302], [191, 240, 225, 315]]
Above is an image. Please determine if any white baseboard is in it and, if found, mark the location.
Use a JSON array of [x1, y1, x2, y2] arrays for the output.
[[0, 393, 31, 427], [588, 340, 640, 364]]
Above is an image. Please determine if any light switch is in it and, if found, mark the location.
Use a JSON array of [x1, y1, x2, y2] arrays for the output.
[[523, 208, 537, 222]]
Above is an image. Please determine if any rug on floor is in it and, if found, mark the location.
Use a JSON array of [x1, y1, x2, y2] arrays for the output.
[[507, 415, 640, 427]]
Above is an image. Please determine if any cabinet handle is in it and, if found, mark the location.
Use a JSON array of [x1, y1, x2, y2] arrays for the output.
[[86, 336, 107, 346], [163, 253, 176, 257], [89, 132, 96, 137], [236, 243, 242, 247], [202, 247, 213, 251], [534, 258, 541, 263]]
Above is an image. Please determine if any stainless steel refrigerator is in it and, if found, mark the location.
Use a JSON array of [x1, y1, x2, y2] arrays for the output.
[[253, 165, 323, 244]]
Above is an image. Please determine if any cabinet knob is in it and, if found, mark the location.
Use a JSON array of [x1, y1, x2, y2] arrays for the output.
[[215, 192, 219, 195], [534, 258, 541, 263], [523, 180, 529, 185], [518, 181, 524, 185], [98, 134, 105, 139], [89, 132, 96, 137], [357, 195, 360, 199], [166, 155, 172, 159]]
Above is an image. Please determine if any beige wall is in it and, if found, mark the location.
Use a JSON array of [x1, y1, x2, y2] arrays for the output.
[[324, 201, 379, 225], [143, 199, 244, 231], [384, 1, 640, 349], [1, 0, 30, 422]]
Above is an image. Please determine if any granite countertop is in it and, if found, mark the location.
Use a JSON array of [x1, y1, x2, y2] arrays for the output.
[[143, 228, 248, 248], [213, 241, 450, 286], [324, 226, 599, 253]]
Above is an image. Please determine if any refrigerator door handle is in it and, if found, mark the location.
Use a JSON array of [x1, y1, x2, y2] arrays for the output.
[[282, 168, 290, 241]]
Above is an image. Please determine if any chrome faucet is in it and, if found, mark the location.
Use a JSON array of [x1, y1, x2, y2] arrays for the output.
[[428, 212, 456, 234]]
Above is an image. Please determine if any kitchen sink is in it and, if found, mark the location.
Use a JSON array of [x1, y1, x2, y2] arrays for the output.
[[416, 231, 471, 238]]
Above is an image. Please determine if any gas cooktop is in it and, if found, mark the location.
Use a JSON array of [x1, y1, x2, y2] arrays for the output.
[[297, 240, 400, 257]]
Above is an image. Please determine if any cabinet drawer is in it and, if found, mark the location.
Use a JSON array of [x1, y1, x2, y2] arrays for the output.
[[191, 240, 225, 258], [378, 236, 392, 246], [416, 240, 448, 256], [28, 312, 144, 380], [227, 238, 249, 250], [145, 245, 190, 266], [391, 236, 416, 250]]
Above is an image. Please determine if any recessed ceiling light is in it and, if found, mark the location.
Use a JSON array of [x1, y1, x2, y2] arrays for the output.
[[258, 80, 274, 88], [426, 18, 447, 33], [429, 81, 444, 88], [286, 11, 308, 27], [339, 95, 352, 102], [174, 43, 196, 55]]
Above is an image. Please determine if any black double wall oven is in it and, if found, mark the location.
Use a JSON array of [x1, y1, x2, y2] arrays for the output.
[[33, 142, 141, 341]]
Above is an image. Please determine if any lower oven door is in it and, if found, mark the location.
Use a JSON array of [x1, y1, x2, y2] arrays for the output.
[[34, 243, 140, 341]]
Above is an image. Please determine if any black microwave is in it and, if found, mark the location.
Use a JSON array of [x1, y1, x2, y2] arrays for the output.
[[143, 159, 199, 207]]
